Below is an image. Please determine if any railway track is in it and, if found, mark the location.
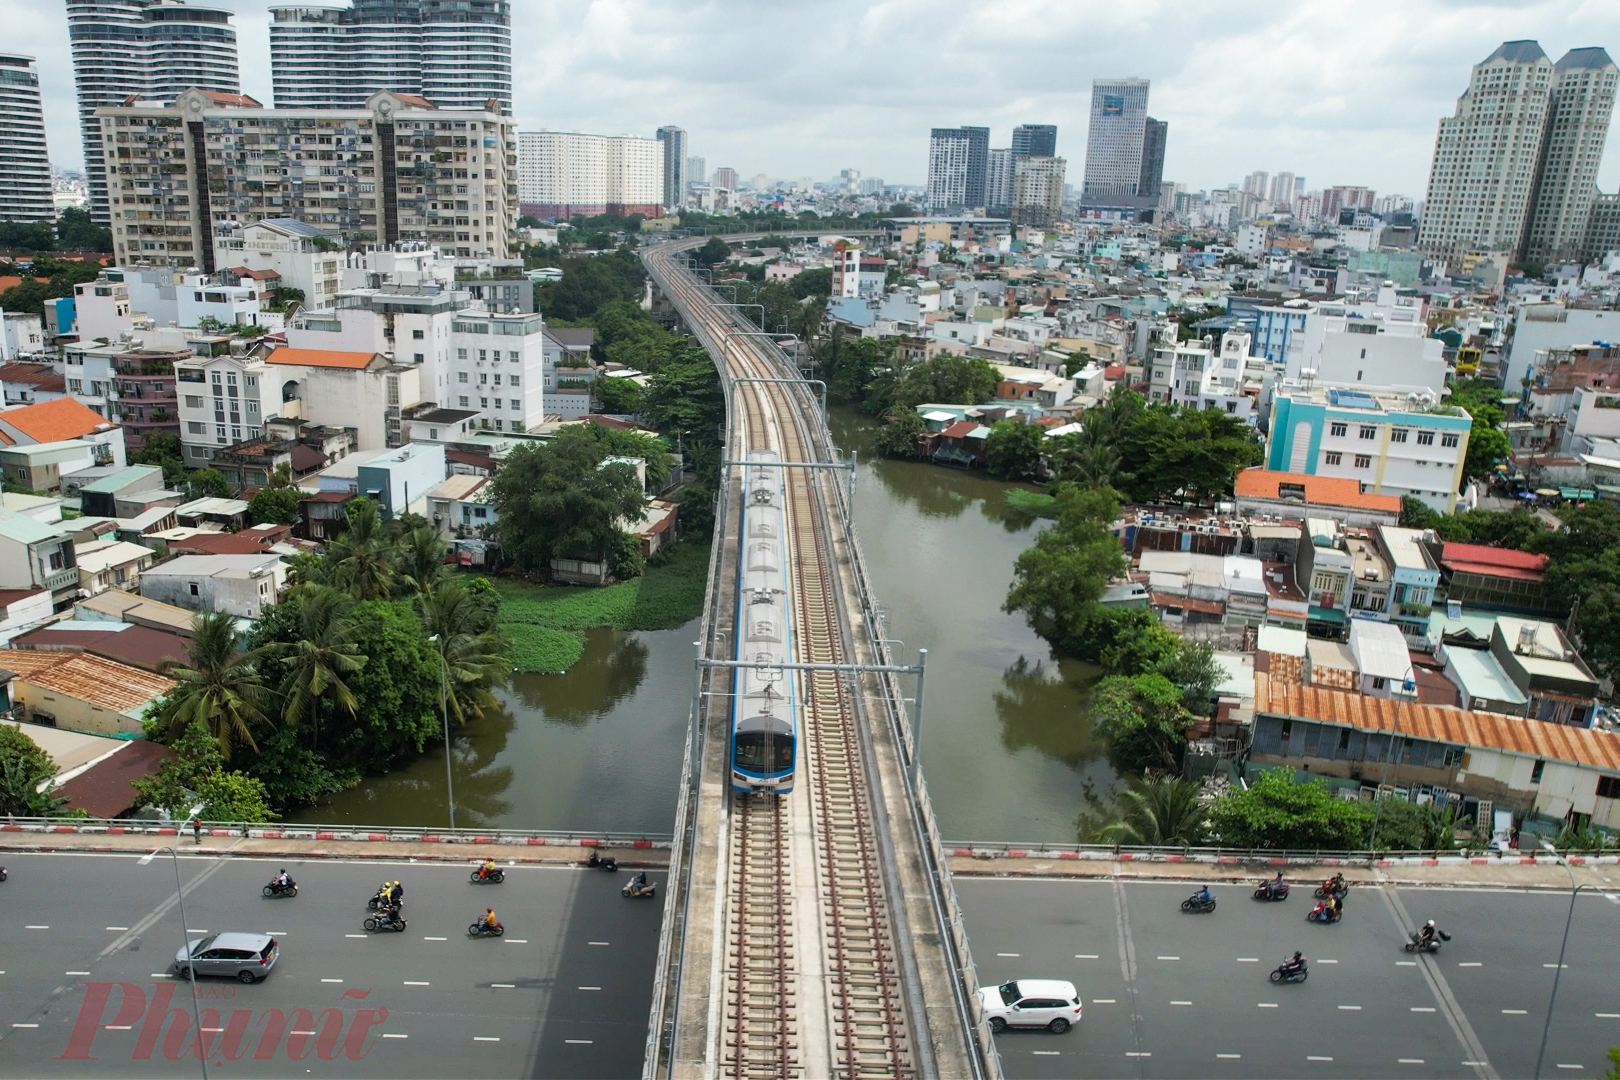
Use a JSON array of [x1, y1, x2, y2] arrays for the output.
[[664, 244, 915, 1079]]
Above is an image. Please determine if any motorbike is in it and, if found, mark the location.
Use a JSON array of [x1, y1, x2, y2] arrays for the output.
[[1180, 892, 1217, 913], [1314, 878, 1350, 899], [1306, 901, 1341, 924], [0, 866, 7, 882], [1253, 881, 1291, 902], [1405, 929, 1449, 953], [623, 872, 656, 899], [470, 866, 506, 884], [587, 850, 618, 872], [468, 921, 505, 938], [367, 889, 402, 911], [262, 879, 298, 898], [1269, 961, 1309, 984], [363, 911, 407, 933]]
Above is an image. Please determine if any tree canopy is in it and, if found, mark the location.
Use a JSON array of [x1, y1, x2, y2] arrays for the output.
[[1003, 485, 1131, 647], [985, 419, 1046, 482], [0, 724, 64, 816], [1087, 673, 1195, 773], [488, 426, 648, 574], [1207, 771, 1373, 850]]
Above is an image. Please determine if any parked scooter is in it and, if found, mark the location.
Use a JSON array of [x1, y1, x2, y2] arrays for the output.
[[622, 871, 656, 898], [587, 850, 618, 872]]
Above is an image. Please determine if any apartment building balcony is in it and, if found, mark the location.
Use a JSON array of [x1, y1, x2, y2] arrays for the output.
[[42, 566, 79, 593]]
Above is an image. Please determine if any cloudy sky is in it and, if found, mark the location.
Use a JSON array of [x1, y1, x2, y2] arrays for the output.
[[11, 0, 1620, 197]]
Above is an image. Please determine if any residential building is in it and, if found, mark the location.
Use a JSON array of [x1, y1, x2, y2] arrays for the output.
[[832, 242, 885, 300], [1504, 304, 1620, 389], [0, 364, 65, 408], [1010, 124, 1057, 160], [543, 327, 594, 419], [95, 88, 517, 269], [1428, 541, 1561, 617], [213, 219, 343, 309], [1137, 118, 1167, 207], [1269, 172, 1298, 208], [356, 441, 445, 518], [1347, 619, 1415, 697], [174, 350, 280, 466], [925, 126, 990, 212], [0, 588, 54, 644], [1148, 330, 1263, 420], [207, 416, 356, 490], [76, 588, 198, 636], [1081, 78, 1159, 209], [57, 341, 190, 453], [140, 552, 287, 619], [1375, 525, 1442, 645], [73, 538, 157, 597], [67, 0, 240, 223], [265, 347, 424, 451], [10, 616, 191, 673], [71, 277, 131, 342], [1, 313, 47, 362], [0, 509, 80, 608], [424, 473, 492, 540], [0, 650, 176, 737], [0, 55, 54, 222], [985, 149, 1015, 215], [269, 0, 512, 115], [1521, 49, 1618, 264], [516, 130, 664, 220], [1322, 186, 1376, 221], [1232, 468, 1403, 527], [0, 398, 126, 471], [1561, 384, 1620, 455], [712, 167, 738, 192], [656, 126, 687, 210], [1012, 156, 1066, 229], [77, 464, 165, 517], [1265, 385, 1472, 513], [685, 156, 705, 186]]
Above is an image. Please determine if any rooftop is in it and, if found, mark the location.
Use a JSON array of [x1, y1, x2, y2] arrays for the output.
[[11, 623, 191, 674], [142, 553, 283, 579], [1447, 647, 1528, 706], [265, 347, 377, 370], [0, 650, 177, 714], [1234, 468, 1402, 514], [76, 590, 197, 635], [1348, 619, 1412, 681], [0, 398, 118, 443], [1439, 542, 1548, 582], [1378, 525, 1434, 571]]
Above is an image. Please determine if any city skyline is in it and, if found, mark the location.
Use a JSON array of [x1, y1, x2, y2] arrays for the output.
[[6, 0, 1620, 195]]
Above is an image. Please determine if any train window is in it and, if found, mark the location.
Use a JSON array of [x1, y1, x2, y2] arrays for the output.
[[735, 732, 794, 772]]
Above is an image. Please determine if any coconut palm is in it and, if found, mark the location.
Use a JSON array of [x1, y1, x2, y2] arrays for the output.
[[328, 498, 397, 600], [260, 586, 367, 752], [399, 524, 449, 596], [160, 611, 271, 761], [420, 580, 512, 725], [1096, 774, 1209, 846]]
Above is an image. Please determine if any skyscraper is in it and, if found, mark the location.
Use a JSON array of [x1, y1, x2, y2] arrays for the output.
[[0, 55, 54, 223], [269, 1, 512, 114], [986, 148, 1015, 214], [656, 126, 687, 210], [1081, 78, 1152, 204], [1243, 171, 1270, 198], [518, 130, 663, 221], [67, 0, 240, 223], [1269, 172, 1297, 208], [686, 156, 707, 186], [713, 167, 739, 191], [1522, 48, 1618, 263], [925, 126, 989, 212], [1418, 41, 1555, 259], [1138, 118, 1168, 203], [1013, 157, 1065, 229], [1011, 124, 1057, 159]]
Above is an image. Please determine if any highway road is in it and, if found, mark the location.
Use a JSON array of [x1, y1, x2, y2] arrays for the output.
[[958, 877, 1620, 1080], [0, 851, 662, 1078]]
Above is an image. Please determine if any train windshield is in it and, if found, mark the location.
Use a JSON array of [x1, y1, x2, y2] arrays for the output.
[[734, 731, 794, 772]]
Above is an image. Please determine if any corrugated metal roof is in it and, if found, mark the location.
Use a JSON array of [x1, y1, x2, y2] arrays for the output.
[[1256, 672, 1620, 770], [0, 650, 177, 714]]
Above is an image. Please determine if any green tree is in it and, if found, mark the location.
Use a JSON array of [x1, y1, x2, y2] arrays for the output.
[[694, 236, 733, 267], [56, 207, 112, 252], [398, 524, 449, 594], [1003, 485, 1130, 652], [985, 419, 1045, 481], [0, 724, 66, 816], [889, 353, 999, 411], [327, 499, 398, 600], [488, 427, 647, 574], [1087, 673, 1195, 772], [1369, 798, 1457, 851], [596, 375, 644, 414], [1096, 774, 1209, 845], [186, 468, 235, 500], [318, 601, 442, 773], [248, 486, 302, 526], [872, 407, 926, 460], [157, 611, 272, 761], [133, 718, 274, 822], [1156, 639, 1223, 716], [1399, 496, 1442, 530], [258, 586, 367, 752], [0, 220, 57, 251], [420, 580, 512, 725], [1207, 771, 1374, 850]]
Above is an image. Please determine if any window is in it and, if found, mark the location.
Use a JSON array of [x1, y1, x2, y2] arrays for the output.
[[457, 348, 467, 360], [414, 353, 424, 363], [1324, 451, 1342, 466], [492, 374, 501, 386], [185, 395, 204, 409], [1280, 719, 1293, 740], [480, 397, 488, 408], [479, 350, 487, 363], [188, 582, 200, 597], [1530, 759, 1545, 784], [479, 373, 488, 384], [509, 375, 519, 387], [493, 399, 503, 409], [1330, 422, 1347, 437], [1391, 428, 1408, 443], [1441, 433, 1459, 448], [510, 398, 520, 410], [509, 350, 520, 362], [1417, 430, 1435, 446], [188, 422, 206, 434], [1598, 775, 1620, 799], [458, 372, 468, 383], [458, 395, 469, 407], [1373, 676, 1387, 690], [1359, 425, 1376, 440], [412, 329, 424, 340], [1354, 454, 1371, 468]]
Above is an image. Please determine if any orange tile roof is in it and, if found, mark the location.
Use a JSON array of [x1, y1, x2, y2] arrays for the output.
[[0, 650, 177, 714], [1255, 671, 1620, 771], [393, 93, 436, 109], [265, 347, 378, 371], [0, 398, 117, 443], [200, 91, 263, 108], [1234, 468, 1402, 514]]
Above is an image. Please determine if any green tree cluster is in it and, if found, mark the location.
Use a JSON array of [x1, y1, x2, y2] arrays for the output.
[[985, 419, 1046, 482], [1096, 775, 1208, 845], [1087, 673, 1195, 773], [1206, 770, 1374, 850], [248, 464, 303, 526], [1447, 377, 1513, 483], [133, 717, 274, 822], [0, 254, 105, 317], [537, 247, 646, 321], [0, 724, 67, 816], [0, 209, 111, 253], [640, 347, 725, 536]]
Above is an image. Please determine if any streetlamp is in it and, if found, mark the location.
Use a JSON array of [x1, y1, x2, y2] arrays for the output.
[[138, 829, 208, 1080], [1368, 666, 1418, 851], [427, 634, 455, 830], [1532, 839, 1596, 1080]]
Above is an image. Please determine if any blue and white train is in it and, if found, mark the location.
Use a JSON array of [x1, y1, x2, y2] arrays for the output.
[[730, 450, 798, 794]]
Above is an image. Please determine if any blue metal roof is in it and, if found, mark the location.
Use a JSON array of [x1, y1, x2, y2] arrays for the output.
[[1483, 40, 1548, 65]]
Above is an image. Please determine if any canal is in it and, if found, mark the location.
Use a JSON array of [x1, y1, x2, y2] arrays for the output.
[[294, 409, 1116, 844]]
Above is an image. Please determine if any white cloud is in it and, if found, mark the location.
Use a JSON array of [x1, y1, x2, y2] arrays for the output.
[[8, 0, 1620, 197]]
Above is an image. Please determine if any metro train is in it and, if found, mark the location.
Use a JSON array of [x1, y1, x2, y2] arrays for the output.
[[729, 450, 799, 794]]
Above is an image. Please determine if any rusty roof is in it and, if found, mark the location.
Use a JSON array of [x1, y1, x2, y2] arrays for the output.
[[1439, 543, 1548, 583], [1256, 672, 1620, 771], [56, 739, 175, 819], [0, 650, 177, 713], [0, 364, 67, 391], [1234, 468, 1402, 513]]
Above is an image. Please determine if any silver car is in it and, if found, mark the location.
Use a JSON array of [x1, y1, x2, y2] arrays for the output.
[[174, 932, 280, 983]]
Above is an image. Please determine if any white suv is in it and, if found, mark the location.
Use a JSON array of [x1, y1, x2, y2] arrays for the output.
[[976, 979, 1081, 1034]]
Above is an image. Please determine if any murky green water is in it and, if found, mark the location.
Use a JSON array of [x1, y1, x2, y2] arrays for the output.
[[294, 409, 1115, 843]]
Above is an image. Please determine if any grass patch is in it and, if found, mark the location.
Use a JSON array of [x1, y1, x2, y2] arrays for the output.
[[494, 541, 709, 673], [1005, 489, 1058, 518], [507, 624, 587, 675]]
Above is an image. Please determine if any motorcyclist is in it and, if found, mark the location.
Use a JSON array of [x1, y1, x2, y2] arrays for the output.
[[1328, 871, 1345, 895], [1195, 884, 1212, 906], [480, 858, 497, 880], [1419, 919, 1438, 945], [482, 907, 499, 930], [1267, 871, 1286, 897], [629, 871, 649, 893], [1282, 950, 1306, 974], [276, 869, 291, 888], [1329, 894, 1343, 920], [388, 880, 403, 906]]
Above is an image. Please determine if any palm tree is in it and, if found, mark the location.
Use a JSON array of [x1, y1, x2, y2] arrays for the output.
[[420, 580, 512, 725], [161, 611, 271, 761], [328, 498, 397, 600], [260, 586, 367, 752], [399, 524, 449, 596], [1096, 774, 1209, 846]]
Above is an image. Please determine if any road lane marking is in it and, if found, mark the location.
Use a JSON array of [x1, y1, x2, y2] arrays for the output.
[[1258, 1003, 1278, 1008], [203, 1028, 225, 1034], [1032, 1051, 1060, 1056], [1338, 1005, 1362, 1010], [105, 927, 128, 931], [186, 929, 206, 934], [1412, 1007, 1437, 1013], [473, 1037, 500, 1042], [65, 971, 90, 976], [1462, 1062, 1488, 1067], [1217, 1053, 1241, 1059], [1597, 1013, 1620, 1018], [996, 952, 1019, 957], [579, 986, 602, 991], [424, 937, 447, 941], [381, 1034, 407, 1039], [1319, 959, 1338, 964], [565, 1040, 593, 1045], [1075, 954, 1098, 959], [264, 932, 286, 937], [1171, 1000, 1192, 1006], [1125, 1052, 1151, 1057], [1157, 955, 1180, 961], [1397, 961, 1417, 966], [1236, 957, 1259, 962], [1458, 962, 1482, 967], [104, 1025, 133, 1030], [505, 939, 528, 943], [25, 925, 48, 930], [345, 934, 365, 938], [491, 983, 515, 988], [1502, 1009, 1527, 1015], [321, 979, 343, 984], [588, 941, 609, 946], [1400, 1060, 1425, 1065], [1543, 964, 1569, 969], [1091, 999, 1115, 1004], [1309, 1056, 1334, 1062], [1556, 1066, 1583, 1071], [403, 981, 429, 986], [149, 973, 171, 978]]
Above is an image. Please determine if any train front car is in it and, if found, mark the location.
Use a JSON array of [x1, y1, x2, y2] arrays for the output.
[[730, 451, 798, 794]]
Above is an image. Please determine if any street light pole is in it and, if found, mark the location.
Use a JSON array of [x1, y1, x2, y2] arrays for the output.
[[1369, 666, 1417, 851], [1533, 841, 1594, 1080], [428, 634, 455, 830], [137, 845, 208, 1080]]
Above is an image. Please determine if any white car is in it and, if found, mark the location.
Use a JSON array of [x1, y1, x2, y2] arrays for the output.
[[976, 979, 1081, 1034]]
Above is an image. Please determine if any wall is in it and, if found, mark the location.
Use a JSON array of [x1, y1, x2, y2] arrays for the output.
[[12, 679, 143, 737]]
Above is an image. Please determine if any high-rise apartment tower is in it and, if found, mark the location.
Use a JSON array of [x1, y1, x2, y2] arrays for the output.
[[1522, 48, 1618, 263], [0, 55, 54, 222], [1138, 118, 1168, 205], [1081, 79, 1165, 213], [517, 131, 663, 221], [925, 126, 990, 212], [68, 0, 240, 223], [1013, 156, 1066, 229], [269, 1, 512, 114], [986, 148, 1015, 214], [1011, 124, 1057, 159], [656, 126, 687, 210]]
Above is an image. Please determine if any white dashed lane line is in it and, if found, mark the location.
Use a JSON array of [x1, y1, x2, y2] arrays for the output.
[[12, 1024, 38, 1029], [1032, 1051, 1060, 1056], [491, 983, 515, 989], [1543, 964, 1570, 969], [105, 926, 128, 931], [1236, 957, 1259, 963], [65, 971, 89, 976], [25, 925, 48, 930], [504, 939, 528, 944], [1217, 1053, 1241, 1059], [564, 1039, 593, 1045], [1125, 1052, 1151, 1058], [1399, 1060, 1425, 1065], [424, 936, 447, 941], [1338, 1005, 1361, 1011], [1171, 1000, 1192, 1006], [1555, 1066, 1584, 1071], [345, 934, 366, 939], [1397, 961, 1417, 966], [1597, 1013, 1620, 1018], [1157, 955, 1180, 961], [473, 1037, 500, 1043], [578, 986, 601, 991], [996, 953, 1019, 957], [1458, 962, 1482, 967], [1091, 999, 1116, 1004], [321, 978, 342, 984], [104, 1025, 132, 1031], [1258, 1003, 1278, 1009], [1411, 1007, 1437, 1013], [403, 981, 430, 986], [1503, 1009, 1528, 1015], [1318, 959, 1338, 964], [1075, 953, 1098, 959], [381, 1034, 408, 1040], [1308, 1056, 1334, 1062]]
